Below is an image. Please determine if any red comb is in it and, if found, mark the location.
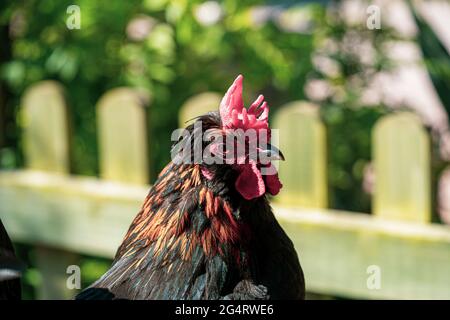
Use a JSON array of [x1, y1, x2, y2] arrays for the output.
[[219, 75, 270, 132]]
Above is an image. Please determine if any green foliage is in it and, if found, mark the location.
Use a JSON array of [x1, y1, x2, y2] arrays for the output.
[[0, 0, 318, 179], [322, 104, 386, 212], [410, 3, 450, 116], [305, 5, 395, 212]]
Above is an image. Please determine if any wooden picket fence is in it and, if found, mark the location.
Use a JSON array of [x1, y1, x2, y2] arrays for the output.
[[0, 80, 449, 299]]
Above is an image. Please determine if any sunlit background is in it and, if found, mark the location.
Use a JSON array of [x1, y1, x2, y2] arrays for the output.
[[0, 0, 449, 299]]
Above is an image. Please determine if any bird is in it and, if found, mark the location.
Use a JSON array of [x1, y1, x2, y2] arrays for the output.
[[0, 219, 23, 300], [76, 75, 305, 300]]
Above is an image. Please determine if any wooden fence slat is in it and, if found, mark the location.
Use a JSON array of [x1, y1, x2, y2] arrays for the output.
[[97, 88, 150, 185], [273, 101, 327, 208], [178, 92, 221, 127], [373, 112, 431, 223], [22, 81, 70, 173], [438, 167, 450, 224], [21, 81, 79, 299]]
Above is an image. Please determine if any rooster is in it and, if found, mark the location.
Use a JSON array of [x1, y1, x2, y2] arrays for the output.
[[77, 75, 304, 300]]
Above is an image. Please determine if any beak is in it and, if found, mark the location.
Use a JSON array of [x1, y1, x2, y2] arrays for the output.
[[259, 144, 285, 161]]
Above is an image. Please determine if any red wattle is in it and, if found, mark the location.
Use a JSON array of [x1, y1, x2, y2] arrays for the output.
[[264, 172, 283, 196], [235, 161, 266, 200]]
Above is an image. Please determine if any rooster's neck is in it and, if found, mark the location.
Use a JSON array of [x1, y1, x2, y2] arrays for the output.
[[116, 162, 251, 268]]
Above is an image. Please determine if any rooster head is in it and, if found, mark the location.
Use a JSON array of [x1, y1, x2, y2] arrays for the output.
[[174, 75, 284, 201], [215, 75, 283, 200]]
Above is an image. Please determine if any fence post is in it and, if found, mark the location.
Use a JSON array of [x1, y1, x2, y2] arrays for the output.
[[21, 81, 79, 299], [373, 112, 431, 222], [273, 101, 327, 208], [97, 88, 151, 185], [178, 92, 221, 127], [22, 82, 70, 173]]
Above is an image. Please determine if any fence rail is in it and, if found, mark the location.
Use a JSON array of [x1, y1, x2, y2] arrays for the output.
[[1, 80, 449, 299]]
